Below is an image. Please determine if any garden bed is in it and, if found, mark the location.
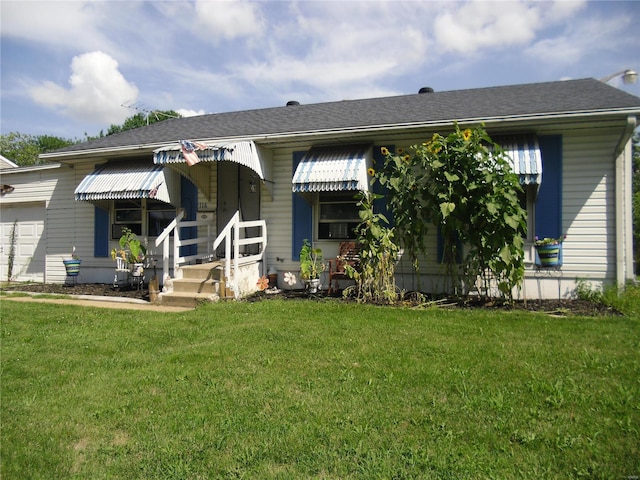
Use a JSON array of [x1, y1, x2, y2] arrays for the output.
[[1, 282, 622, 317]]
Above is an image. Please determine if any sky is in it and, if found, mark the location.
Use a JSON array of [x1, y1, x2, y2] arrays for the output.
[[1, 0, 639, 141]]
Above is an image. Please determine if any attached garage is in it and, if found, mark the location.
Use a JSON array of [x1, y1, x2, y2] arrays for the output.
[[1, 202, 46, 282], [0, 162, 62, 284]]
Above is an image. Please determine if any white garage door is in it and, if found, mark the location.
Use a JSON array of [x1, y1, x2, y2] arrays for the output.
[[1, 204, 46, 282]]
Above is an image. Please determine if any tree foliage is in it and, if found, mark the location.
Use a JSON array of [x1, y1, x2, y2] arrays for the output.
[[0, 132, 75, 166], [106, 110, 181, 136], [377, 124, 527, 301], [2, 110, 182, 165]]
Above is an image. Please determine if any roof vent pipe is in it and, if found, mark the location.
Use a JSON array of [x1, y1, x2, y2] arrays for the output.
[[286, 100, 300, 106], [418, 87, 434, 94]]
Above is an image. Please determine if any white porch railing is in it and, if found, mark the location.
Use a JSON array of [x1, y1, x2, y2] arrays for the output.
[[155, 210, 267, 297]]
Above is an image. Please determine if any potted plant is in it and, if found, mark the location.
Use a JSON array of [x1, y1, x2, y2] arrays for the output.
[[299, 239, 324, 293], [534, 235, 565, 267], [111, 227, 146, 277], [63, 246, 81, 276]]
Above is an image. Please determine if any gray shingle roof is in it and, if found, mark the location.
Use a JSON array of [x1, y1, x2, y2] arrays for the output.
[[48, 78, 640, 156]]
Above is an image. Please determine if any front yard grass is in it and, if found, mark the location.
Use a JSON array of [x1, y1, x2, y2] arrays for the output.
[[1, 299, 638, 479]]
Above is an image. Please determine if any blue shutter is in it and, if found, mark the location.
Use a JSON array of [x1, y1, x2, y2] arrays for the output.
[[535, 135, 563, 266], [535, 135, 562, 239], [94, 205, 109, 257], [292, 151, 313, 260], [373, 145, 394, 227]]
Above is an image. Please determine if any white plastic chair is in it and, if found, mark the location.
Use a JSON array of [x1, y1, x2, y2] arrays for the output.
[[113, 257, 130, 288]]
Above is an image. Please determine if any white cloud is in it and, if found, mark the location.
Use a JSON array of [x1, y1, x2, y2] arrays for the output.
[[0, 1, 112, 52], [524, 13, 632, 67], [194, 0, 265, 41], [229, 1, 433, 97], [431, 0, 589, 55], [177, 108, 206, 118], [433, 1, 542, 54], [28, 52, 139, 125]]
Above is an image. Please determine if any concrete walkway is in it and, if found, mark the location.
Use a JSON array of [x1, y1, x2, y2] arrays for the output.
[[1, 293, 193, 313]]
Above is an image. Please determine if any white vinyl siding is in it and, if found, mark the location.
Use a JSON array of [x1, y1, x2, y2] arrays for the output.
[[262, 147, 297, 273], [561, 130, 617, 280]]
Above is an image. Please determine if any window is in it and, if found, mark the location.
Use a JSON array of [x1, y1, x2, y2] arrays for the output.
[[317, 192, 360, 240], [113, 200, 142, 238], [147, 202, 175, 237], [112, 199, 175, 239]]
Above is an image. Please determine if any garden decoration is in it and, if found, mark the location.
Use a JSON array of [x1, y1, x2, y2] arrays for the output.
[[299, 239, 324, 293], [63, 246, 81, 277], [111, 227, 147, 276], [534, 235, 565, 267]]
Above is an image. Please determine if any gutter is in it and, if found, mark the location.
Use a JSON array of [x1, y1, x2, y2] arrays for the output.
[[614, 115, 637, 287], [0, 162, 63, 174]]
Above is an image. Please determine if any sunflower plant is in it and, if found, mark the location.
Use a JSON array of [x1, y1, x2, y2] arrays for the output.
[[376, 124, 526, 301]]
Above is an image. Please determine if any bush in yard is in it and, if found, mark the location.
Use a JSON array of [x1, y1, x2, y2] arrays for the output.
[[377, 124, 527, 301]]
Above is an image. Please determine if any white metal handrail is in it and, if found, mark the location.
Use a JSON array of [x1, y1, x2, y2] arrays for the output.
[[155, 209, 267, 297], [213, 212, 267, 296]]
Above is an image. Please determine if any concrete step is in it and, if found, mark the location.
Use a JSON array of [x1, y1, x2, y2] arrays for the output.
[[180, 262, 226, 281], [159, 291, 220, 308], [172, 277, 220, 295]]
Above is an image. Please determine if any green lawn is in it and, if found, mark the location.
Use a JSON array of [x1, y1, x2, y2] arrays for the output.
[[1, 298, 638, 479]]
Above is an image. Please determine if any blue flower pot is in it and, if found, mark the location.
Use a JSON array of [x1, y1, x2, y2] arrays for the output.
[[535, 244, 560, 267], [63, 259, 81, 276]]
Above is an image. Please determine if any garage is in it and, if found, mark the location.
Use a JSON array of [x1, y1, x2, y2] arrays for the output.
[[1, 203, 46, 282]]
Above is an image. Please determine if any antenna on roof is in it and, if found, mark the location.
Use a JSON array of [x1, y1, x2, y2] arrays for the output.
[[121, 101, 180, 125]]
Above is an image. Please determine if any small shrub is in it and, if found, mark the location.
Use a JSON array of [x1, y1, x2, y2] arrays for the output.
[[575, 279, 604, 304]]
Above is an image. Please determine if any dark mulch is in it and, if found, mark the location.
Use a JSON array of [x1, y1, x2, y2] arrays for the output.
[[1, 283, 621, 316], [250, 288, 621, 317], [1, 283, 149, 301]]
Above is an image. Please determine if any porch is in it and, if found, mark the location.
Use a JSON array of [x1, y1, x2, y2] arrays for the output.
[[153, 209, 267, 307]]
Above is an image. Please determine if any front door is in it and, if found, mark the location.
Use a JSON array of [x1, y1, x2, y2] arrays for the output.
[[180, 176, 198, 257], [217, 162, 261, 255]]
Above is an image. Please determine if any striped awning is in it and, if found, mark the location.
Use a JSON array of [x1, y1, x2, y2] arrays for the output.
[[497, 135, 542, 185], [292, 144, 372, 193], [74, 162, 178, 205], [153, 140, 266, 179]]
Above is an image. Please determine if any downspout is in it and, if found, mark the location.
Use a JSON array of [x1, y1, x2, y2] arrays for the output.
[[614, 115, 637, 288]]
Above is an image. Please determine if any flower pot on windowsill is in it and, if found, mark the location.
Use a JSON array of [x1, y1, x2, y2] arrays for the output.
[[63, 259, 81, 276], [535, 244, 561, 267]]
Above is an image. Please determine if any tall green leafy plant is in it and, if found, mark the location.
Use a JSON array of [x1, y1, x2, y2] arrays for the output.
[[111, 227, 146, 264], [377, 124, 527, 301], [345, 191, 399, 304], [7, 220, 17, 282], [377, 147, 427, 291]]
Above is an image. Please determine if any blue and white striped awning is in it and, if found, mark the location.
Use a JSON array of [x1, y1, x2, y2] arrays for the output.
[[153, 140, 266, 179], [292, 144, 372, 193], [74, 162, 177, 205], [497, 135, 542, 185]]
